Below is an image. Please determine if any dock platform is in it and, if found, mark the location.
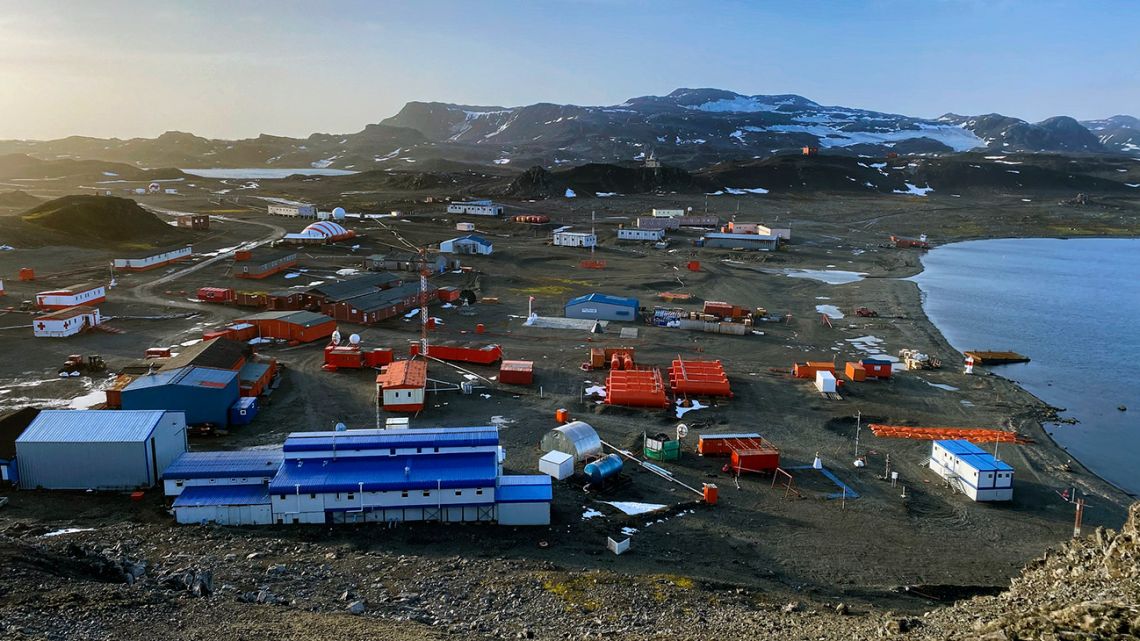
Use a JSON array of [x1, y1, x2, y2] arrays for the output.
[[964, 350, 1030, 365]]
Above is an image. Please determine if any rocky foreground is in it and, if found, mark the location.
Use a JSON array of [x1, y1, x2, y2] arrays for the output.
[[1, 503, 1137, 641]]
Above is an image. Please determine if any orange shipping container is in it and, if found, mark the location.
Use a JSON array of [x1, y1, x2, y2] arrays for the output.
[[793, 361, 835, 379], [844, 362, 866, 382]]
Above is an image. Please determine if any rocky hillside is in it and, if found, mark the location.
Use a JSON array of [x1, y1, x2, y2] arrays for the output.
[[6, 195, 190, 247], [0, 502, 1136, 641], [913, 501, 1140, 640], [2, 89, 1135, 171]]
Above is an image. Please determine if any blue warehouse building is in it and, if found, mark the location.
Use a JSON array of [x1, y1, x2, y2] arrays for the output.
[[121, 366, 240, 427], [564, 293, 640, 322], [162, 426, 552, 526]]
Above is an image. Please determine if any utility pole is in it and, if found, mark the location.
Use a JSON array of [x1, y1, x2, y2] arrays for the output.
[[854, 410, 862, 458]]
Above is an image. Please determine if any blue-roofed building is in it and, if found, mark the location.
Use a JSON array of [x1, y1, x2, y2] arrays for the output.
[[564, 293, 640, 322], [161, 426, 551, 526], [929, 439, 1015, 502], [162, 449, 284, 496], [496, 475, 553, 525], [121, 366, 240, 426], [172, 485, 272, 525], [16, 410, 187, 490], [439, 235, 493, 255]]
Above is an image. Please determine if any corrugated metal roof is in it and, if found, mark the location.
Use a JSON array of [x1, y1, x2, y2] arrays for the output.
[[17, 410, 172, 443], [163, 450, 284, 480], [935, 440, 1014, 472], [172, 484, 271, 507], [566, 293, 639, 308], [497, 475, 553, 503], [238, 362, 271, 383], [269, 451, 498, 493], [160, 338, 248, 372], [698, 432, 762, 440], [703, 233, 779, 241], [449, 235, 492, 246], [238, 310, 335, 328], [125, 366, 238, 391], [283, 427, 499, 453], [340, 282, 429, 313], [307, 273, 401, 301]]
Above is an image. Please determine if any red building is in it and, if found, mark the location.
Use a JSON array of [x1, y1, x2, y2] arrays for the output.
[[499, 360, 534, 385], [234, 250, 298, 280], [234, 311, 337, 343], [35, 282, 106, 311], [376, 360, 427, 412]]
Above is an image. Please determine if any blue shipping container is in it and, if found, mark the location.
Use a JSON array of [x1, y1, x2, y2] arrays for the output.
[[228, 397, 259, 426]]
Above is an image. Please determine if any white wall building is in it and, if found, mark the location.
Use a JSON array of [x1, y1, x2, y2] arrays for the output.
[[928, 440, 1014, 502], [447, 201, 504, 217], [33, 306, 102, 338], [652, 208, 685, 218], [440, 235, 493, 255], [617, 228, 665, 241], [757, 225, 792, 240], [113, 246, 193, 271], [553, 231, 598, 248], [268, 204, 317, 218]]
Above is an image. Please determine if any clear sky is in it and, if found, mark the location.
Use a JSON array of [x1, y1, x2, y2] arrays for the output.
[[0, 0, 1136, 140]]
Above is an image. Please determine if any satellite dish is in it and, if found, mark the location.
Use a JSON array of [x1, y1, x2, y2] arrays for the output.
[[349, 333, 361, 345], [334, 422, 347, 432], [676, 423, 689, 439], [331, 330, 342, 345]]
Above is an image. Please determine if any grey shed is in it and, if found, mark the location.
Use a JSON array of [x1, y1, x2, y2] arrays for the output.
[[16, 410, 188, 490], [540, 421, 602, 463]]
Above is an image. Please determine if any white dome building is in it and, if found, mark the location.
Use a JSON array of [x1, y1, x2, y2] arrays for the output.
[[282, 221, 355, 245], [332, 207, 346, 221]]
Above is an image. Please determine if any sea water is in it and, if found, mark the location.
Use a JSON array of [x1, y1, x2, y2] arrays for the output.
[[912, 238, 1140, 495]]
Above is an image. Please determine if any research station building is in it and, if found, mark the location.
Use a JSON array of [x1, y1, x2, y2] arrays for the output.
[[564, 293, 639, 322], [928, 439, 1014, 502], [16, 410, 187, 491]]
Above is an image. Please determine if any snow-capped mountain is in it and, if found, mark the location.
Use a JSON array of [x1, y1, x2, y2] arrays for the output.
[[1080, 115, 1140, 154], [1, 89, 1134, 170]]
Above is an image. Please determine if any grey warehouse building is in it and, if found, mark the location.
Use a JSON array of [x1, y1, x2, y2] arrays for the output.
[[16, 410, 188, 490]]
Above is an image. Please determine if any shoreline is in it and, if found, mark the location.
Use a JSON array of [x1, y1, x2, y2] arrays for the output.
[[897, 237, 1137, 502]]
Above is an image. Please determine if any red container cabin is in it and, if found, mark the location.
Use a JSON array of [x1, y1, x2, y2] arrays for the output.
[[890, 235, 930, 249], [18, 267, 35, 281], [668, 359, 732, 397], [702, 301, 746, 319], [792, 361, 835, 379], [323, 344, 394, 370], [697, 432, 762, 456], [728, 437, 780, 474], [499, 360, 534, 385], [409, 342, 502, 365], [436, 286, 461, 303], [605, 368, 668, 408], [860, 358, 893, 379], [197, 287, 234, 303], [233, 291, 269, 308]]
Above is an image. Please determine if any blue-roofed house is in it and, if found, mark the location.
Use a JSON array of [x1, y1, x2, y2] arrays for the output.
[[16, 410, 187, 490], [161, 426, 551, 527], [564, 293, 640, 322], [496, 475, 553, 525], [162, 449, 284, 496], [929, 439, 1015, 501], [173, 485, 273, 525], [121, 366, 240, 426], [439, 235, 493, 255]]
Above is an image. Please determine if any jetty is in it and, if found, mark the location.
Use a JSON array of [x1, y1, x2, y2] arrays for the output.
[[964, 350, 1031, 365]]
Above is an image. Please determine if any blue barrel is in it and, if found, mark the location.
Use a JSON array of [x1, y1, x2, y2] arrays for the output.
[[583, 454, 624, 485]]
